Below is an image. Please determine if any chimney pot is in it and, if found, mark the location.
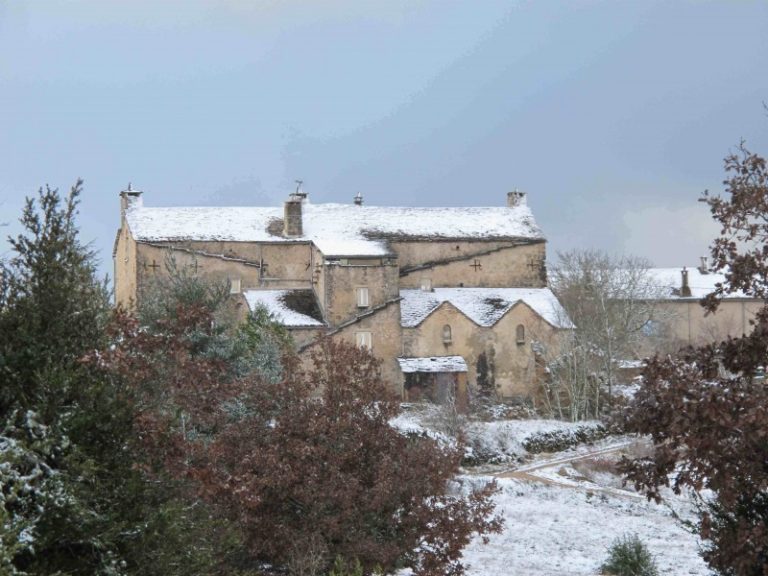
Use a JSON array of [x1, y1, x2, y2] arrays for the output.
[[354, 192, 363, 206], [507, 190, 527, 207], [699, 256, 709, 274]]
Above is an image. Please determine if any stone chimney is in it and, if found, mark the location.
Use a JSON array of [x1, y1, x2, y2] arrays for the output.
[[681, 267, 692, 297], [698, 256, 709, 274], [354, 192, 363, 206], [507, 190, 527, 207], [283, 194, 303, 237], [119, 183, 143, 224]]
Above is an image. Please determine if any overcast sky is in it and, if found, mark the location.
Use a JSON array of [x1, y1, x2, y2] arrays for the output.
[[1, 1, 767, 280]]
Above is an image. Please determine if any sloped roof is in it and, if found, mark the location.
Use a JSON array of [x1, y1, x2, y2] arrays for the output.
[[243, 289, 325, 327], [399, 287, 573, 329], [644, 267, 749, 300], [125, 200, 543, 257], [398, 356, 468, 373]]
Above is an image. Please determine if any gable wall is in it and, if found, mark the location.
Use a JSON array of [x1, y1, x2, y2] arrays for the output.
[[114, 224, 138, 308], [402, 301, 562, 399]]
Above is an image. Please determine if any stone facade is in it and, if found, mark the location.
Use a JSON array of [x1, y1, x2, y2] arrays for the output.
[[114, 187, 571, 402]]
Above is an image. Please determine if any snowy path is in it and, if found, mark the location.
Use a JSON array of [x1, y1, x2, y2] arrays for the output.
[[494, 440, 644, 499]]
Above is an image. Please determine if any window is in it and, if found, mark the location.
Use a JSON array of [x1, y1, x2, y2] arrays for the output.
[[229, 278, 241, 294], [355, 331, 372, 350], [442, 324, 452, 344], [421, 278, 433, 292], [516, 324, 526, 345], [356, 286, 369, 308], [642, 320, 660, 337]]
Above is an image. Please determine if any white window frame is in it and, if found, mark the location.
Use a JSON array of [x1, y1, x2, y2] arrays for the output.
[[421, 278, 433, 292], [356, 286, 370, 308], [229, 278, 242, 294], [355, 331, 372, 350]]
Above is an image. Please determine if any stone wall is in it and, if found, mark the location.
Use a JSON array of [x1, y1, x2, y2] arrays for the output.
[[299, 302, 404, 395], [402, 301, 562, 399], [322, 261, 400, 326], [648, 299, 763, 353], [395, 240, 546, 289]]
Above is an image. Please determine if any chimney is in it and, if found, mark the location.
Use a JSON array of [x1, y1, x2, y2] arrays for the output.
[[354, 192, 363, 206], [119, 183, 143, 224], [681, 267, 692, 297], [698, 256, 709, 274], [283, 193, 303, 237], [507, 189, 527, 207]]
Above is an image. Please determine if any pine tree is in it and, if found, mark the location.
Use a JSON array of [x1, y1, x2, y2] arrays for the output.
[[0, 182, 217, 575]]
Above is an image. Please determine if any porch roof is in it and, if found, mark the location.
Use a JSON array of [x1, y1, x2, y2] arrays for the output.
[[397, 356, 468, 373]]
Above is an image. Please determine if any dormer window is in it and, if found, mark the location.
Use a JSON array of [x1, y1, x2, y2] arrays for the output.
[[356, 287, 369, 308], [442, 324, 452, 345], [421, 278, 433, 292], [516, 324, 526, 345]]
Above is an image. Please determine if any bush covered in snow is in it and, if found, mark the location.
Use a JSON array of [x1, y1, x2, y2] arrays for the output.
[[600, 534, 659, 576], [523, 424, 609, 454]]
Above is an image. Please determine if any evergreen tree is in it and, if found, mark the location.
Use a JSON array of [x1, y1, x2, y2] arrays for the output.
[[0, 182, 217, 575]]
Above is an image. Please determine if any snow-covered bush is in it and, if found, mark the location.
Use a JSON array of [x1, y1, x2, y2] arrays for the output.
[[523, 424, 608, 454], [600, 534, 658, 576]]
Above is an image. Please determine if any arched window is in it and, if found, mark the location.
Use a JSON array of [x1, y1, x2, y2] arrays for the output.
[[442, 324, 452, 345], [516, 324, 525, 345]]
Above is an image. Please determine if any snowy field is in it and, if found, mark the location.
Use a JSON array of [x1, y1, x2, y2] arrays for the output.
[[393, 404, 712, 576], [460, 474, 710, 576]]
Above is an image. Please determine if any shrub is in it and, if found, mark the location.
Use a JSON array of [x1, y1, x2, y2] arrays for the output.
[[522, 424, 608, 454], [600, 534, 658, 576]]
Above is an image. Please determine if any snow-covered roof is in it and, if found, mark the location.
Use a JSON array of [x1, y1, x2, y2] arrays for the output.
[[125, 200, 543, 258], [400, 287, 573, 329], [243, 289, 325, 327], [397, 356, 468, 373], [644, 267, 749, 300]]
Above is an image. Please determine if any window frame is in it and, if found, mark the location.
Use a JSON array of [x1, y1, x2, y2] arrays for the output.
[[356, 286, 370, 308], [355, 331, 372, 350]]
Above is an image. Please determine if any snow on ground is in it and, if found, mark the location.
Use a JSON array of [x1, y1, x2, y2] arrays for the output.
[[460, 475, 710, 576], [393, 404, 711, 575]]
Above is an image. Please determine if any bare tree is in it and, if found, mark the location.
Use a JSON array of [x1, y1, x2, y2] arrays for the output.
[[545, 250, 670, 419]]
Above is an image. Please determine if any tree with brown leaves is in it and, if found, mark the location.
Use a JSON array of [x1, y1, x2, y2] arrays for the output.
[[96, 283, 502, 576], [620, 143, 768, 576]]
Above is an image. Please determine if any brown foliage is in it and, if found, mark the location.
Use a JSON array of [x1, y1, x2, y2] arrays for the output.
[[619, 143, 768, 576], [92, 310, 502, 576]]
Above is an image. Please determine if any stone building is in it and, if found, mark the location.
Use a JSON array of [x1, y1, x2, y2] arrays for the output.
[[114, 186, 572, 402], [642, 262, 762, 350]]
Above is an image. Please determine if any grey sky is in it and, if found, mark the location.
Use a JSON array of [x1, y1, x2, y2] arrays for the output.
[[1, 1, 766, 280]]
